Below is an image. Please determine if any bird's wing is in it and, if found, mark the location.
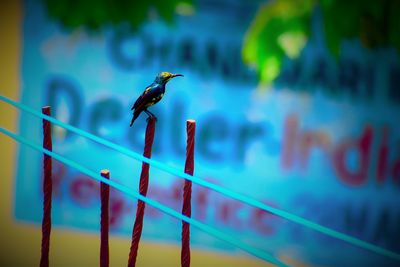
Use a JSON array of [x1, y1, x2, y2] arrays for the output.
[[131, 87, 161, 111], [131, 85, 152, 110]]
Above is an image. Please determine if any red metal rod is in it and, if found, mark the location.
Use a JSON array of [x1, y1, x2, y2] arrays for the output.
[[100, 169, 110, 267], [40, 106, 53, 267], [128, 117, 156, 267], [181, 119, 196, 267]]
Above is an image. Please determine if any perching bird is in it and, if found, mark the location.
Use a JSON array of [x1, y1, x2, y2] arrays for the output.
[[130, 72, 183, 126]]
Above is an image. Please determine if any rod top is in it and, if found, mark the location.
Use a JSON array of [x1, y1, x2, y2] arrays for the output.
[[42, 106, 51, 114], [100, 169, 110, 177]]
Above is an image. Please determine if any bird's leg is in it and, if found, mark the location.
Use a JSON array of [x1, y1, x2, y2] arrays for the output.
[[144, 109, 154, 118], [144, 109, 157, 122]]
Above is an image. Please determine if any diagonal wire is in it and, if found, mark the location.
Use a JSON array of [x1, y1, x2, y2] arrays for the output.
[[0, 127, 288, 267], [1, 95, 400, 262]]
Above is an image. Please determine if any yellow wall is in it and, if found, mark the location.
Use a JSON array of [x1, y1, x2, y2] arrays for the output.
[[0, 1, 275, 266]]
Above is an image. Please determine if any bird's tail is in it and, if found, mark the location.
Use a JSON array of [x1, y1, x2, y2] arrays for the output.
[[130, 111, 140, 127]]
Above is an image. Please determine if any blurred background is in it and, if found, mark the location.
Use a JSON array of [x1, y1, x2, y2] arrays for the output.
[[1, 0, 400, 266]]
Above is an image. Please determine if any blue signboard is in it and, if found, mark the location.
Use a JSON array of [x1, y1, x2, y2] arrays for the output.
[[16, 0, 400, 266]]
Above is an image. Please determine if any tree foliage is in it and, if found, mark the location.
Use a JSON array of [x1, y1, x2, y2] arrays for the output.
[[43, 0, 193, 31], [243, 0, 400, 86]]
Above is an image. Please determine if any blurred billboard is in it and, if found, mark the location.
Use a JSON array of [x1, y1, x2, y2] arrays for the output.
[[15, 0, 400, 266]]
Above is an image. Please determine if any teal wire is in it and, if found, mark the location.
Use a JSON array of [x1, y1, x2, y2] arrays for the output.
[[0, 127, 288, 267], [1, 95, 400, 262]]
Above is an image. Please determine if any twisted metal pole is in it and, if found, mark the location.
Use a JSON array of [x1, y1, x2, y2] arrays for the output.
[[40, 106, 53, 267], [128, 117, 156, 267], [100, 170, 110, 267], [181, 120, 195, 267]]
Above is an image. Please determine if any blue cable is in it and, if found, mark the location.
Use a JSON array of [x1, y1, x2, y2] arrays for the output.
[[0, 127, 288, 267], [1, 95, 400, 262]]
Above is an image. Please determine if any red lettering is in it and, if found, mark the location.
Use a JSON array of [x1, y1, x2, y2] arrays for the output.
[[146, 186, 165, 218], [299, 131, 331, 170], [195, 188, 208, 220], [332, 126, 373, 186], [69, 176, 99, 207], [217, 201, 243, 229], [281, 114, 298, 170], [377, 127, 389, 183], [52, 162, 66, 199], [172, 180, 182, 201], [251, 209, 276, 235], [251, 200, 278, 235], [392, 158, 400, 185], [109, 196, 126, 227]]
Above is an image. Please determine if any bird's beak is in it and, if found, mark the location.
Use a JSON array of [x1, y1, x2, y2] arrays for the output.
[[172, 74, 184, 78]]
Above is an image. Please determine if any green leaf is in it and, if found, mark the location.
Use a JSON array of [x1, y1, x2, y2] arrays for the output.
[[242, 0, 313, 86]]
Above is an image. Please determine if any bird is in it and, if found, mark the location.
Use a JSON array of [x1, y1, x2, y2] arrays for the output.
[[130, 72, 183, 126]]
